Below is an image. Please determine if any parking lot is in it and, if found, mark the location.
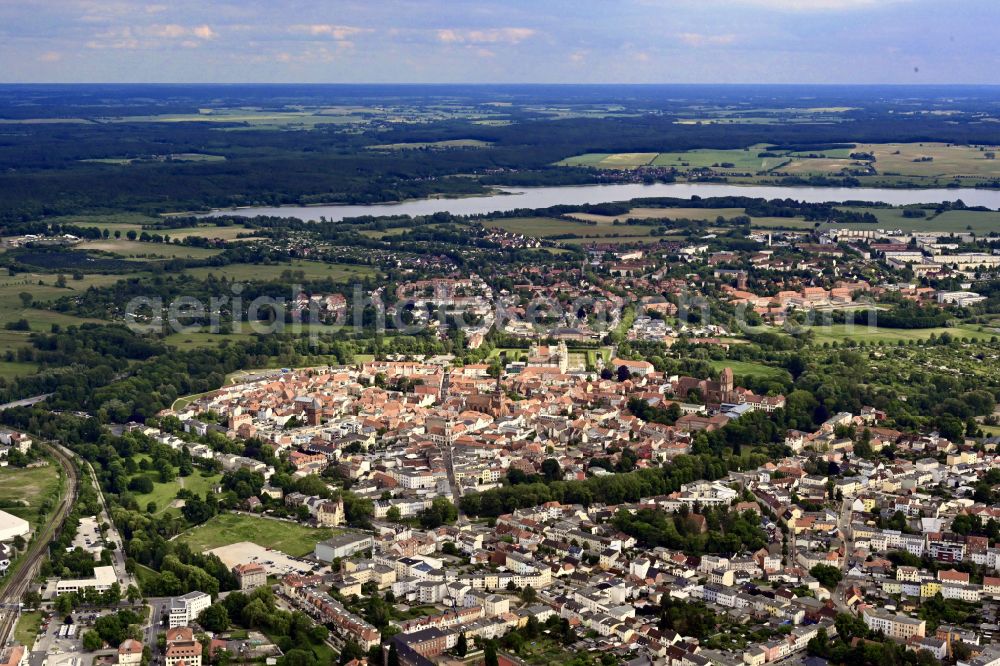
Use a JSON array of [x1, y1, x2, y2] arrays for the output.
[[69, 517, 103, 559], [207, 541, 328, 578], [30, 610, 117, 666]]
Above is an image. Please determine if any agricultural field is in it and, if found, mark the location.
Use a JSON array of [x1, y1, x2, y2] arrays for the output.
[[162, 226, 263, 242], [485, 216, 617, 237], [557, 152, 658, 169], [176, 513, 336, 557], [81, 153, 226, 165], [833, 206, 1000, 234], [368, 139, 492, 150], [39, 212, 159, 232], [101, 108, 366, 130], [855, 142, 1000, 180], [0, 272, 116, 349], [569, 207, 746, 224], [182, 260, 374, 282], [78, 240, 222, 259], [0, 464, 63, 531], [651, 148, 786, 172]]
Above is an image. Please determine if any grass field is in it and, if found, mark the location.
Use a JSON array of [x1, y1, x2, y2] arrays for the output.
[[13, 610, 42, 648], [803, 323, 994, 345], [79, 240, 222, 259], [0, 272, 120, 352], [708, 359, 791, 381], [0, 361, 40, 379], [183, 261, 373, 282], [176, 513, 336, 557], [128, 460, 222, 516], [0, 464, 63, 531]]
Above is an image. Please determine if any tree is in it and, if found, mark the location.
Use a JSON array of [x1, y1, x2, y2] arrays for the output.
[[617, 365, 632, 382], [387, 643, 400, 666], [18, 292, 33, 308], [810, 564, 843, 589], [82, 630, 104, 651], [520, 585, 537, 605], [456, 632, 468, 657], [126, 584, 143, 605], [541, 458, 562, 482], [198, 604, 230, 632], [386, 506, 401, 522], [484, 642, 499, 666]]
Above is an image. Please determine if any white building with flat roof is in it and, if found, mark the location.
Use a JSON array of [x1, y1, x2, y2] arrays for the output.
[[168, 591, 212, 628], [54, 565, 117, 595], [0, 510, 29, 542]]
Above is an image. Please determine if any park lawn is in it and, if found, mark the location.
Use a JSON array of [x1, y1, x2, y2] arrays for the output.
[[78, 240, 221, 259], [507, 635, 583, 666], [13, 611, 43, 648], [163, 331, 258, 351], [805, 323, 994, 345], [128, 456, 223, 516], [708, 359, 791, 382], [183, 261, 373, 282], [176, 514, 336, 557], [0, 464, 63, 531]]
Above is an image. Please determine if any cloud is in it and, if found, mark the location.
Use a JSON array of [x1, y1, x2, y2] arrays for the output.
[[292, 24, 368, 40], [678, 32, 736, 46], [436, 28, 536, 44], [86, 23, 217, 49], [38, 51, 63, 63], [148, 24, 187, 39], [192, 25, 217, 40], [685, 0, 912, 10], [86, 27, 140, 49]]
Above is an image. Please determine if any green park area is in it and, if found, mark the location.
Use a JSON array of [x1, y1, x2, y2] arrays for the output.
[[175, 513, 336, 557], [0, 463, 63, 531]]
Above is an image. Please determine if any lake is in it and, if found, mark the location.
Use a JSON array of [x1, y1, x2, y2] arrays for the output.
[[201, 182, 1000, 222]]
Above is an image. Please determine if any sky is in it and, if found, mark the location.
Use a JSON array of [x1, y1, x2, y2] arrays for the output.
[[1, 0, 998, 84]]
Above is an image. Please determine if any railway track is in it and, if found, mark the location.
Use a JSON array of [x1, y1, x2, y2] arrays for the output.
[[0, 439, 79, 647]]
